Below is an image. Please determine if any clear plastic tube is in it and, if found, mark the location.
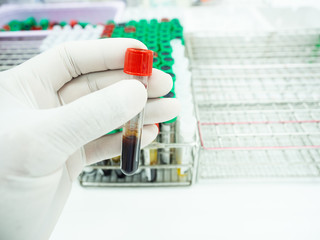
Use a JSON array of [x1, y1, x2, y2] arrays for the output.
[[120, 48, 153, 175], [121, 75, 149, 175], [143, 141, 158, 182]]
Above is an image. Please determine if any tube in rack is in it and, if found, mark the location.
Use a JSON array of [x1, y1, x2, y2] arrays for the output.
[[121, 48, 153, 175]]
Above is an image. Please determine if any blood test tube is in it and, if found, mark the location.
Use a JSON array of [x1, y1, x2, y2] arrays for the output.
[[79, 22, 89, 28], [126, 20, 137, 26], [121, 48, 153, 175], [39, 19, 49, 30], [139, 19, 148, 26], [22, 17, 36, 30], [2, 25, 10, 31], [8, 20, 22, 31], [150, 19, 158, 25], [69, 19, 78, 28], [160, 92, 177, 165], [160, 44, 173, 53], [143, 145, 158, 182], [59, 21, 67, 27], [99, 160, 112, 176], [106, 20, 115, 25], [111, 156, 126, 178], [159, 64, 173, 72], [171, 18, 181, 26], [148, 44, 159, 52], [159, 51, 172, 58], [162, 56, 175, 65]]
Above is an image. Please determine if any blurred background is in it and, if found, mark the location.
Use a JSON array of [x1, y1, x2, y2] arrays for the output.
[[1, 1, 320, 240]]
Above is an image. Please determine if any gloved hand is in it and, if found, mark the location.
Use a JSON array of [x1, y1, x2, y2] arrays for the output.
[[0, 38, 179, 240]]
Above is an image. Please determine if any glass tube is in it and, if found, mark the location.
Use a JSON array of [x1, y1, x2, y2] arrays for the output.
[[121, 75, 149, 175]]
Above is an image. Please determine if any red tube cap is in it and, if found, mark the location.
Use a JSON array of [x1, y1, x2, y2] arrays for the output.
[[124, 48, 153, 76]]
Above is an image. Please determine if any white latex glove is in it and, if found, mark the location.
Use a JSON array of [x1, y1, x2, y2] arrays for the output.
[[0, 38, 180, 240]]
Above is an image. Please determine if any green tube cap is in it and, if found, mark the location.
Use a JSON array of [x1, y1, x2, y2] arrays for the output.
[[8, 20, 22, 31], [159, 64, 173, 72]]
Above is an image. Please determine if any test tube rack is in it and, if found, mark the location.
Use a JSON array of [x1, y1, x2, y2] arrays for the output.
[[79, 18, 198, 187], [80, 139, 197, 187], [0, 35, 44, 71], [186, 29, 320, 180]]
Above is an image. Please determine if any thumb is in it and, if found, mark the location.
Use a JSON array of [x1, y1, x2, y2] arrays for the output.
[[48, 80, 147, 157]]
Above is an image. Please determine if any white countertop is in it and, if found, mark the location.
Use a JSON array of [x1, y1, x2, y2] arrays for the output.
[[50, 181, 320, 240]]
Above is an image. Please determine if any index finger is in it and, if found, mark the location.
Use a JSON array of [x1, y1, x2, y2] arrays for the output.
[[14, 38, 147, 91]]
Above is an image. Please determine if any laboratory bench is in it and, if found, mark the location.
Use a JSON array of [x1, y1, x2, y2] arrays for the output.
[[50, 180, 320, 240]]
